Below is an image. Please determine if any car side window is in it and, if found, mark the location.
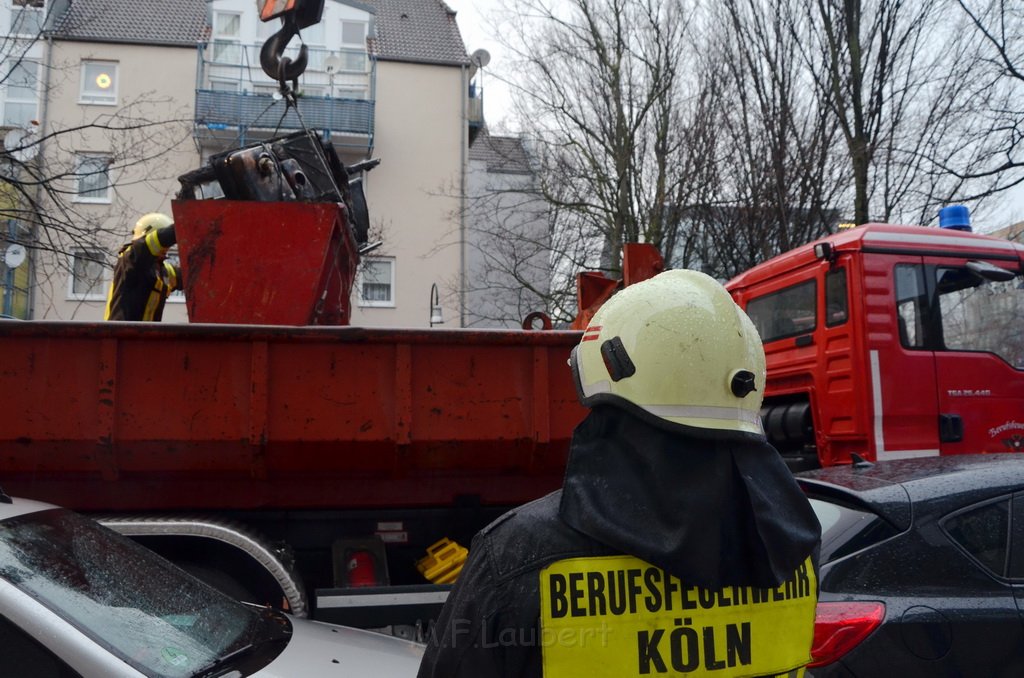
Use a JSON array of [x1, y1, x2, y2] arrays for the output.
[[0, 614, 83, 677], [943, 497, 1011, 577]]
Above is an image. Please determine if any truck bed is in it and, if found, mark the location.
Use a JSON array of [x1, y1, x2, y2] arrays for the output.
[[0, 321, 583, 512]]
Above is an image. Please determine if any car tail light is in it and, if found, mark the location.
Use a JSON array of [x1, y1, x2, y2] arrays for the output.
[[807, 601, 885, 668]]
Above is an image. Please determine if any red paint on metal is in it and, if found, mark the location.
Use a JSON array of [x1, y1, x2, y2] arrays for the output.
[[172, 200, 358, 326], [621, 243, 664, 287], [726, 223, 1024, 465], [570, 243, 665, 330], [0, 321, 585, 511]]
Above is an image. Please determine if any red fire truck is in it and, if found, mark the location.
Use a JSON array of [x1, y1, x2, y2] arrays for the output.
[[726, 213, 1024, 470]]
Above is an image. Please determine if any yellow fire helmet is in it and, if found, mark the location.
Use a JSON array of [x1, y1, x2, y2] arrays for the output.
[[569, 269, 767, 439], [132, 212, 172, 240]]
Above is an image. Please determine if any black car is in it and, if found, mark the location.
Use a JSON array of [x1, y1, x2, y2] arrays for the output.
[[799, 454, 1024, 677]]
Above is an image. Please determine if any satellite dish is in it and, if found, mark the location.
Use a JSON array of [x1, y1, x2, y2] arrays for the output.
[[4, 243, 26, 269], [3, 127, 40, 163], [324, 54, 343, 73], [470, 49, 491, 68]]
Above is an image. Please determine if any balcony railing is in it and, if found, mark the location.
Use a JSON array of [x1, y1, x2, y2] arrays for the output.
[[194, 42, 375, 147]]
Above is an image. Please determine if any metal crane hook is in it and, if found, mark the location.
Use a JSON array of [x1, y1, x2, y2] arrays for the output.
[[260, 14, 308, 84]]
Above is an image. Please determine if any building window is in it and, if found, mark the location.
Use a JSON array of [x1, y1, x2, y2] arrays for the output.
[[359, 257, 394, 307], [209, 78, 240, 92], [74, 154, 111, 202], [69, 248, 107, 299], [10, 0, 44, 37], [79, 61, 118, 105], [339, 20, 368, 72], [302, 21, 326, 71], [2, 59, 38, 127], [335, 85, 367, 100], [341, 20, 367, 47], [212, 12, 242, 64]]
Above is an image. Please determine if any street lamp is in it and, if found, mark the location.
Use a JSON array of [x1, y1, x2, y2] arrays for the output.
[[429, 283, 444, 327]]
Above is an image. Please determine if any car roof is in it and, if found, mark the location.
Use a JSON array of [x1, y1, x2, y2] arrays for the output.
[[0, 494, 60, 521], [797, 455, 1024, 531]]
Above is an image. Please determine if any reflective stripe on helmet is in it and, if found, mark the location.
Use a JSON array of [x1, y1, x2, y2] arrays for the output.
[[644, 403, 763, 427], [583, 375, 763, 427]]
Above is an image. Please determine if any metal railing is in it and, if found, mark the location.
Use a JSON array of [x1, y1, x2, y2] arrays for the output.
[[194, 42, 375, 142]]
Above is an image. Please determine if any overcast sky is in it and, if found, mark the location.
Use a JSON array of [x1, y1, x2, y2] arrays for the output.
[[445, 0, 517, 129], [442, 0, 1023, 228]]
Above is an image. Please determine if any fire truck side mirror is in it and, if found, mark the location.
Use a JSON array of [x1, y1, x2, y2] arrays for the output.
[[814, 242, 834, 261], [966, 260, 1016, 283]]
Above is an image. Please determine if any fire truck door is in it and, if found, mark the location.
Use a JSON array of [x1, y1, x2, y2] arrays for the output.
[[868, 255, 941, 459], [926, 256, 1024, 455]]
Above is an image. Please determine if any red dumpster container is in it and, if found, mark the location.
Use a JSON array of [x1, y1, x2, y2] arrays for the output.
[[172, 199, 358, 325]]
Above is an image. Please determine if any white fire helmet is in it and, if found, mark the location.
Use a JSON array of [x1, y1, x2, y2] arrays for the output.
[[133, 212, 172, 240], [569, 269, 767, 439]]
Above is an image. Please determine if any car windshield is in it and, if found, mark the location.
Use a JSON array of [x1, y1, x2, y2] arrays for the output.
[[809, 498, 898, 563], [0, 508, 286, 677]]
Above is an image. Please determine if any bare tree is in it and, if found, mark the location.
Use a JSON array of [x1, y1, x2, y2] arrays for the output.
[[676, 0, 845, 279], [943, 0, 1024, 200], [1, 8, 198, 317], [497, 0, 698, 278], [465, 0, 1024, 322], [791, 0, 1015, 224]]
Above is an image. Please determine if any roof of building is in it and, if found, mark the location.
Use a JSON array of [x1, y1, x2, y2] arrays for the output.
[[51, 0, 468, 65], [469, 130, 532, 174], [52, 0, 208, 47], [362, 0, 468, 66]]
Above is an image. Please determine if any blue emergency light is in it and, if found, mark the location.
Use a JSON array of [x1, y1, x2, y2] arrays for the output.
[[939, 205, 972, 232]]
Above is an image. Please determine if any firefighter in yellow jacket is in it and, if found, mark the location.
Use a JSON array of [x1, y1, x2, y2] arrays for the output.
[[418, 269, 821, 678], [105, 212, 181, 321]]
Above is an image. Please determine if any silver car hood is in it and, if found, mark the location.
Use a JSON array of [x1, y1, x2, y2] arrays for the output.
[[254, 617, 424, 677]]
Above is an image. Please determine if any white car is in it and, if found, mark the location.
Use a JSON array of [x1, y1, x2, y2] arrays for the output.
[[0, 493, 424, 677]]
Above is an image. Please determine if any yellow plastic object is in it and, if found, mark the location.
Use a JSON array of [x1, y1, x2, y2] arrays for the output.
[[416, 538, 468, 584]]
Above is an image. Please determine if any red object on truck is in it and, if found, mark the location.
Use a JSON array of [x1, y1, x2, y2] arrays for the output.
[[174, 199, 359, 326], [0, 321, 582, 512], [726, 222, 1024, 469], [0, 191, 586, 629]]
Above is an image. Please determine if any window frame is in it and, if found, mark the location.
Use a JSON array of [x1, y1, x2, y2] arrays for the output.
[[78, 60, 118, 106], [2, 58, 39, 128], [357, 257, 395, 308], [211, 11, 243, 65], [9, 0, 45, 38], [67, 247, 108, 301], [338, 20, 369, 73], [72, 153, 112, 203], [941, 494, 1013, 581]]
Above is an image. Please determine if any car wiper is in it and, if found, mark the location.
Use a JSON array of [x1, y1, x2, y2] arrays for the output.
[[192, 643, 257, 678], [192, 637, 288, 678]]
